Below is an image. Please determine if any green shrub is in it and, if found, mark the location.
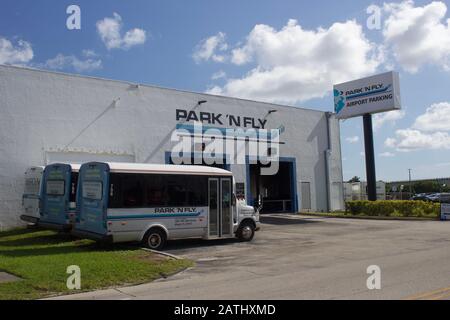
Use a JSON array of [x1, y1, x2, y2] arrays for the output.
[[345, 200, 440, 218]]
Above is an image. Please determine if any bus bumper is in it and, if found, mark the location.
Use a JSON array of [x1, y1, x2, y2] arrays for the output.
[[255, 221, 261, 231], [38, 221, 72, 232], [71, 229, 113, 243], [20, 215, 39, 224]]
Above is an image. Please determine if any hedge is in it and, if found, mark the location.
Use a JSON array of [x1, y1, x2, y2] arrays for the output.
[[345, 200, 440, 218]]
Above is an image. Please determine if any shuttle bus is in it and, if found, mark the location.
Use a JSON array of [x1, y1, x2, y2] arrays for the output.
[[38, 163, 80, 231], [73, 162, 260, 250], [21, 166, 44, 224]]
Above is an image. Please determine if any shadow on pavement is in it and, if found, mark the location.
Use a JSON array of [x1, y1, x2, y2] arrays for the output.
[[165, 237, 239, 252], [260, 215, 321, 225]]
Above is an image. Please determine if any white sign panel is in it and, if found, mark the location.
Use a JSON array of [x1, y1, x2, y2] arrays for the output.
[[334, 71, 401, 119], [440, 203, 450, 221]]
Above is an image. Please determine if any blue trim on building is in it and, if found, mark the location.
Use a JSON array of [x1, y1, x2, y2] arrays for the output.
[[245, 156, 253, 206], [279, 157, 299, 213], [175, 123, 280, 140]]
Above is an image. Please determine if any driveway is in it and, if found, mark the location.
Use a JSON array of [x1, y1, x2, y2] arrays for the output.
[[49, 214, 450, 300]]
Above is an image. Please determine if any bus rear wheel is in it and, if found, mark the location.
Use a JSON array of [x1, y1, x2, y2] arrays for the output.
[[237, 221, 255, 242], [143, 228, 167, 250]]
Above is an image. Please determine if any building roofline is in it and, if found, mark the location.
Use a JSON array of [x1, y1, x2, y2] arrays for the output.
[[387, 177, 450, 184], [0, 64, 329, 115]]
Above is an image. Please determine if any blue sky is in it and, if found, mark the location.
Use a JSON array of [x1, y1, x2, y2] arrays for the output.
[[1, 0, 450, 182]]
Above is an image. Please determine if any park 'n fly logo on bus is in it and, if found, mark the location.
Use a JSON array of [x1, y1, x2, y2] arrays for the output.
[[154, 207, 200, 214]]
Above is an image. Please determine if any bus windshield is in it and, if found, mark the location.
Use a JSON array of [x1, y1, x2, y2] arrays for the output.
[[46, 180, 65, 196], [82, 181, 103, 200]]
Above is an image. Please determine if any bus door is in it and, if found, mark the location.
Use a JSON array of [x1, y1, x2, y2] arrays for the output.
[[76, 162, 110, 235], [22, 166, 44, 221], [41, 164, 71, 225], [208, 177, 233, 238], [68, 171, 79, 223]]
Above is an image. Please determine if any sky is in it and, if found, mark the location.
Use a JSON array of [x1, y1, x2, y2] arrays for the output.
[[1, 0, 450, 182]]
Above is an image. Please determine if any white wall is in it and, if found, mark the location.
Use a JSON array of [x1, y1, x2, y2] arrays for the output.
[[0, 65, 344, 229]]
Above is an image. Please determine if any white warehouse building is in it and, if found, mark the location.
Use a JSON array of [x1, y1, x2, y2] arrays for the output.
[[0, 65, 344, 230]]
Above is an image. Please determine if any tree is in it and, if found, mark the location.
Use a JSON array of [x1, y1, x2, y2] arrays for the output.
[[412, 181, 442, 194], [348, 176, 360, 183]]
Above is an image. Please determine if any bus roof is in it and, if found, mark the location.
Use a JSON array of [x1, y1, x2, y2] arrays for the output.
[[46, 163, 81, 171], [96, 162, 232, 176]]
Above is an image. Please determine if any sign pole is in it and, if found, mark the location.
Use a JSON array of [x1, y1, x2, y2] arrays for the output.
[[363, 113, 377, 201]]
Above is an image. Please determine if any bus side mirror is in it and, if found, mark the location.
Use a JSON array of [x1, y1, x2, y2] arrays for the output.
[[255, 194, 263, 212], [232, 193, 236, 206]]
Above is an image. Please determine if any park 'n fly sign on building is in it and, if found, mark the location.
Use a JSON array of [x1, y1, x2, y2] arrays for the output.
[[334, 71, 401, 119]]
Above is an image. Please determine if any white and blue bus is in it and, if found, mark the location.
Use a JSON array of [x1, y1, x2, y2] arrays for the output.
[[38, 163, 80, 231], [73, 162, 260, 250], [21, 166, 44, 224]]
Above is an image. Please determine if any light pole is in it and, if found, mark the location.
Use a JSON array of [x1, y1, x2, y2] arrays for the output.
[[408, 168, 412, 199]]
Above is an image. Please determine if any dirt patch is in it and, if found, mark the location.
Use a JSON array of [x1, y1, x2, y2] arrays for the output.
[[135, 252, 169, 263], [0, 271, 21, 284]]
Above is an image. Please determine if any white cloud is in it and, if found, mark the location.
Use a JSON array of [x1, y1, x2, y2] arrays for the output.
[[193, 32, 228, 63], [384, 129, 450, 151], [207, 19, 382, 104], [385, 101, 450, 151], [44, 53, 102, 72], [82, 49, 99, 58], [96, 13, 146, 50], [345, 136, 360, 143], [412, 102, 450, 131], [382, 0, 450, 73], [0, 37, 33, 65], [211, 70, 226, 80], [379, 151, 395, 157], [373, 109, 406, 131]]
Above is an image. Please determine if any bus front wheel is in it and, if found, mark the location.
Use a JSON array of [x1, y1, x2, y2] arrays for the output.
[[237, 221, 255, 242], [143, 228, 167, 250]]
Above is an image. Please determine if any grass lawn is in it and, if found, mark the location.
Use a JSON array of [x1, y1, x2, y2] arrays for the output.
[[0, 228, 193, 300]]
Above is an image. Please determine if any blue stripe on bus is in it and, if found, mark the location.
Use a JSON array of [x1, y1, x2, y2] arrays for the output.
[[107, 212, 202, 220]]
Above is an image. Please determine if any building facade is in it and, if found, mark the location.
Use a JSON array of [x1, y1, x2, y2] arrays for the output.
[[0, 65, 344, 230]]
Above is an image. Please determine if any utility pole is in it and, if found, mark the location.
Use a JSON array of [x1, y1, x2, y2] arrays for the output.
[[363, 114, 377, 201], [408, 168, 412, 198]]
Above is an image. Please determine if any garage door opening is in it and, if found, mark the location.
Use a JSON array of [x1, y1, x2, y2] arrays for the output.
[[247, 159, 297, 213]]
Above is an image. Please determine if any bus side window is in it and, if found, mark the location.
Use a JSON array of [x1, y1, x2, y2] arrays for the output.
[[109, 173, 144, 208], [123, 175, 143, 207]]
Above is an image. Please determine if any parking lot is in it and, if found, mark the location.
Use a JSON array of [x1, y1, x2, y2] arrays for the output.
[[52, 214, 450, 300]]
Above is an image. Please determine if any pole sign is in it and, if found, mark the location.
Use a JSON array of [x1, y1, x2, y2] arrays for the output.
[[334, 71, 401, 119], [440, 203, 450, 221]]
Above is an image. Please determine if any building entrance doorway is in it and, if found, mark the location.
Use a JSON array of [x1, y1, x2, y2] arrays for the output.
[[247, 158, 297, 213]]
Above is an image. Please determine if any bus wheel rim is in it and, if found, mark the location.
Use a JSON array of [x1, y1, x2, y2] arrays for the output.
[[149, 234, 161, 248], [242, 226, 252, 239]]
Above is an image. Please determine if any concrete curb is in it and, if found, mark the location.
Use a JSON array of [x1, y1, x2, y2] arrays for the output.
[[140, 247, 184, 260]]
